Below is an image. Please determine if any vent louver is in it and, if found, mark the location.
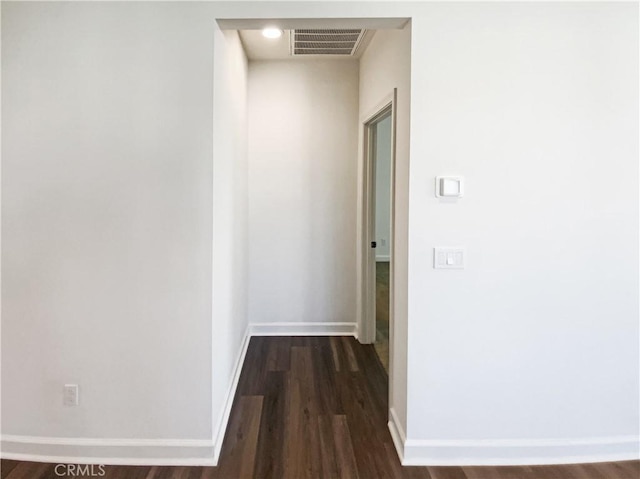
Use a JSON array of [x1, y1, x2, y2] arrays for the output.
[[291, 29, 366, 56]]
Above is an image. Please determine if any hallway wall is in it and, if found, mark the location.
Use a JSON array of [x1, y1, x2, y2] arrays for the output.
[[211, 27, 250, 461], [247, 59, 359, 329], [358, 24, 412, 447]]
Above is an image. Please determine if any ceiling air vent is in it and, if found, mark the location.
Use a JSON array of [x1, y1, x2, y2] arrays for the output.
[[291, 29, 366, 56]]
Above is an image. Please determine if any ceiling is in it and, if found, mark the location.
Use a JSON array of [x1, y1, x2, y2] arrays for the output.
[[238, 29, 375, 61]]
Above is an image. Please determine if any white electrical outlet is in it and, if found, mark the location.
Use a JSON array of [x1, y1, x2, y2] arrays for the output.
[[380, 239, 386, 246], [63, 384, 79, 406]]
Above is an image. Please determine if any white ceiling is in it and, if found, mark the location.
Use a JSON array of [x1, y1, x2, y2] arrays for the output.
[[239, 30, 293, 60], [225, 17, 409, 61], [239, 29, 375, 61]]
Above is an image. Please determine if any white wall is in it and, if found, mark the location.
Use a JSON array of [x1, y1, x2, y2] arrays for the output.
[[359, 25, 412, 441], [1, 2, 248, 463], [211, 27, 250, 462], [247, 59, 359, 328], [374, 114, 393, 261], [405, 2, 639, 464]]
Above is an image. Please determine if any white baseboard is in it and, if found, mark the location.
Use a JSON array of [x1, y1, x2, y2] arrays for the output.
[[399, 435, 640, 466], [0, 452, 216, 467], [249, 322, 357, 337], [212, 324, 251, 464], [0, 435, 215, 466], [388, 406, 639, 466], [388, 407, 406, 463], [0, 436, 213, 448], [376, 255, 390, 262]]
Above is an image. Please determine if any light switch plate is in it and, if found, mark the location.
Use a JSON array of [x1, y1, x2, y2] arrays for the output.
[[63, 384, 79, 406], [434, 247, 465, 269], [435, 176, 464, 198]]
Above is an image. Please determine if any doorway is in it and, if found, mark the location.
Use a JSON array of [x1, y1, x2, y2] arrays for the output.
[[362, 93, 396, 375]]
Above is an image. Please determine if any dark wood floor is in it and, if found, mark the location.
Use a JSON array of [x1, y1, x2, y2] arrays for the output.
[[2, 336, 639, 478], [374, 261, 390, 372]]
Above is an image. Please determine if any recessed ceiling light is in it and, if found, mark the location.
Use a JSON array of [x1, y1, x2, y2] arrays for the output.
[[262, 27, 283, 39]]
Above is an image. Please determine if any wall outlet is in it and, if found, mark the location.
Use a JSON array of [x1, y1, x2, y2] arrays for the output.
[[63, 384, 79, 406], [380, 238, 387, 246]]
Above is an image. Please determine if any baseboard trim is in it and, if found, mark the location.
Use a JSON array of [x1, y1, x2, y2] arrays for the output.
[[0, 452, 216, 466], [376, 256, 390, 262], [400, 435, 640, 466], [387, 407, 406, 464], [249, 322, 357, 337], [0, 436, 213, 448], [388, 407, 639, 467], [212, 324, 251, 464], [0, 435, 215, 466]]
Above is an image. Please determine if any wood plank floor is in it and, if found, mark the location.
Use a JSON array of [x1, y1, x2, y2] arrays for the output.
[[374, 261, 390, 372], [2, 336, 639, 478]]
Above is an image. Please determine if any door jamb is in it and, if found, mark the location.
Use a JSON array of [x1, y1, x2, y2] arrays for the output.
[[357, 90, 397, 388]]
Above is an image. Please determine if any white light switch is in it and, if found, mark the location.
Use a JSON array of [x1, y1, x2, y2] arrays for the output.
[[434, 247, 465, 269], [436, 176, 464, 198]]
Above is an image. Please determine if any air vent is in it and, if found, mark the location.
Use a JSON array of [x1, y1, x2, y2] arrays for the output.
[[291, 29, 366, 56]]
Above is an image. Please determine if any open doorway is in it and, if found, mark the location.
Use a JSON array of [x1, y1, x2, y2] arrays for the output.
[[214, 17, 409, 470], [371, 110, 393, 371], [362, 93, 396, 374]]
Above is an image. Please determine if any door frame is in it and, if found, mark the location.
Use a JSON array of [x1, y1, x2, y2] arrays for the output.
[[357, 89, 397, 376]]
